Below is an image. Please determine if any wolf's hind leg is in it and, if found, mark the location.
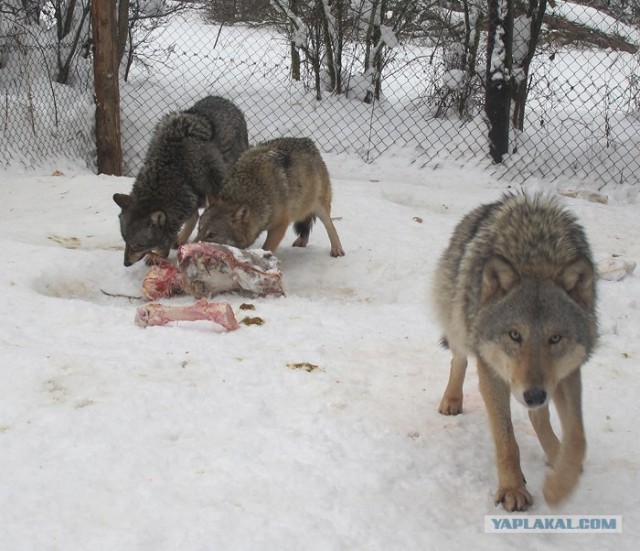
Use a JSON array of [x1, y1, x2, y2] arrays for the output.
[[543, 370, 586, 506], [478, 359, 532, 512], [315, 205, 344, 257], [438, 351, 467, 415], [292, 216, 313, 248], [529, 404, 560, 466]]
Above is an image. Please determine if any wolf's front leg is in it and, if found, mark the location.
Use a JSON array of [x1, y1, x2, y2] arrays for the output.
[[438, 351, 467, 415], [262, 219, 288, 252], [543, 369, 586, 506], [529, 404, 560, 466], [175, 211, 199, 247], [478, 359, 533, 512], [144, 248, 170, 266]]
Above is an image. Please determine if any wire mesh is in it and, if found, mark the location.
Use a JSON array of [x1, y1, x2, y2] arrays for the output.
[[1, 1, 639, 189]]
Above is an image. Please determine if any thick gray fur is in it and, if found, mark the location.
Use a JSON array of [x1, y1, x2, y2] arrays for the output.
[[195, 136, 344, 256], [185, 95, 249, 167], [433, 192, 598, 357], [432, 193, 599, 511], [114, 95, 249, 265]]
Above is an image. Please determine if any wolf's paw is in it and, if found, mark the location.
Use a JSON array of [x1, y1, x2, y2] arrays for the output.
[[330, 245, 345, 257], [144, 255, 161, 266], [438, 395, 463, 415], [543, 470, 580, 507], [145, 250, 170, 266], [495, 486, 533, 512], [291, 236, 308, 248]]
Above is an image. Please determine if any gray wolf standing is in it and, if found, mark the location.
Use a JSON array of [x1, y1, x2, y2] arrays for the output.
[[195, 137, 345, 257], [432, 193, 597, 511], [113, 95, 249, 266]]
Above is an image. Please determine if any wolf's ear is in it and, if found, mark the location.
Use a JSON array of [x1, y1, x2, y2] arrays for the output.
[[149, 211, 166, 227], [558, 256, 595, 309], [481, 255, 519, 305], [233, 205, 250, 226], [113, 193, 132, 210]]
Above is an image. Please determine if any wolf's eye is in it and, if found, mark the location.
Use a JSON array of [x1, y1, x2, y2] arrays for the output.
[[549, 334, 562, 345], [508, 330, 522, 343]]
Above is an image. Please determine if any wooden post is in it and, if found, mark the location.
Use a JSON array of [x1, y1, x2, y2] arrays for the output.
[[92, 0, 123, 175]]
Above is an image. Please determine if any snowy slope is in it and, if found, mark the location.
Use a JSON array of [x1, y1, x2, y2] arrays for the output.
[[0, 154, 638, 550]]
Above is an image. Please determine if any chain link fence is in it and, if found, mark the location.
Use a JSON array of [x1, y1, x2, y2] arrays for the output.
[[2, 1, 640, 188], [0, 1, 95, 167]]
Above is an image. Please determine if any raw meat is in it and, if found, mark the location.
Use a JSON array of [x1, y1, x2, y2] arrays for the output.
[[135, 299, 239, 331], [141, 257, 186, 300], [177, 242, 284, 298]]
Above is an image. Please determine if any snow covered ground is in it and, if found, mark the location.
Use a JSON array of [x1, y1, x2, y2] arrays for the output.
[[0, 152, 638, 549]]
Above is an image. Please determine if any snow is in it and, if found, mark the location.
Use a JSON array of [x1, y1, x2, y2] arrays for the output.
[[1, 2, 640, 548], [512, 15, 532, 65], [3, 7, 640, 188], [271, 1, 307, 48], [490, 29, 506, 81], [0, 152, 639, 549], [552, 0, 640, 47], [379, 25, 399, 49], [443, 68, 465, 89]]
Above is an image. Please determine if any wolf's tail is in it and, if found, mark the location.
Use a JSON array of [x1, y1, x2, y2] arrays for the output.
[[294, 215, 315, 241]]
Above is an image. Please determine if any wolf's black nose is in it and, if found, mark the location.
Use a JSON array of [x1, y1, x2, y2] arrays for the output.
[[523, 388, 547, 407]]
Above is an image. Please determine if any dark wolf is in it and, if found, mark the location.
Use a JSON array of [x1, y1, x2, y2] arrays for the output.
[[432, 193, 597, 511], [113, 95, 249, 266], [195, 137, 344, 257]]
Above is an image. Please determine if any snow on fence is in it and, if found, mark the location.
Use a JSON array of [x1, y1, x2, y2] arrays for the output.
[[1, 1, 639, 189]]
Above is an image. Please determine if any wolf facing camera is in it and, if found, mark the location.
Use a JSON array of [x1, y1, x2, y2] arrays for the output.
[[432, 193, 598, 512], [113, 95, 249, 266]]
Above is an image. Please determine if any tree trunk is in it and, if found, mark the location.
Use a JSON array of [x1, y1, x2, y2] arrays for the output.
[[312, 55, 322, 101], [321, 0, 336, 91], [54, 1, 92, 84], [290, 0, 300, 80], [291, 42, 301, 81], [117, 0, 130, 66], [320, 0, 345, 94], [511, 73, 529, 132], [363, 0, 381, 104], [333, 1, 344, 95], [92, 0, 123, 175], [485, 0, 513, 163], [457, 4, 482, 120], [511, 0, 547, 131]]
